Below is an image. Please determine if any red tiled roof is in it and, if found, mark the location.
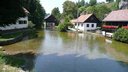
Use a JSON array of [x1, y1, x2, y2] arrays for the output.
[[103, 9, 128, 22], [71, 14, 93, 23]]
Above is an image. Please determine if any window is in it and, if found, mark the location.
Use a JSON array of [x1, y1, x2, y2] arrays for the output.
[[23, 21, 27, 24], [87, 24, 89, 27], [92, 24, 94, 27], [75, 23, 77, 26], [19, 21, 23, 24], [81, 24, 83, 27], [78, 23, 80, 26], [19, 20, 27, 24]]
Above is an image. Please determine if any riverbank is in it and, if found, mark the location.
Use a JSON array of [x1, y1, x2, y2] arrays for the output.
[[0, 50, 36, 72], [0, 28, 38, 46]]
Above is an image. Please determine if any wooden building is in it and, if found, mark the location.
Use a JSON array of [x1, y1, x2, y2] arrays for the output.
[[44, 14, 57, 29], [103, 9, 128, 32]]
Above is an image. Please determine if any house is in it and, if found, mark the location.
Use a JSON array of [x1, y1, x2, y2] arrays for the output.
[[44, 14, 57, 29], [71, 14, 100, 31], [103, 9, 128, 31], [102, 9, 128, 37], [0, 8, 29, 31]]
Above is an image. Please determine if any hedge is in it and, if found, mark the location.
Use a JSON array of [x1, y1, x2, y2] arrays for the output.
[[113, 28, 128, 43]]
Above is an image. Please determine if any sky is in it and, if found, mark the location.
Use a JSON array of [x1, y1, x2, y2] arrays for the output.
[[40, 0, 106, 14]]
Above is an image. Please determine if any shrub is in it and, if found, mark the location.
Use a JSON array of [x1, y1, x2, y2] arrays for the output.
[[57, 22, 72, 32], [113, 28, 128, 43], [57, 17, 72, 32]]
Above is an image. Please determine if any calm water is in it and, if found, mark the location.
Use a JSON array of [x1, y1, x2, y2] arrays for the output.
[[3, 30, 128, 72]]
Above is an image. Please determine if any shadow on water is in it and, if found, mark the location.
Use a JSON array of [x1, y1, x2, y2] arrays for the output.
[[2, 52, 36, 71], [35, 53, 128, 72]]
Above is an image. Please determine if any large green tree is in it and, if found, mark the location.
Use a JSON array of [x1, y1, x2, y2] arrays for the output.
[[77, 0, 85, 8], [51, 7, 61, 25], [96, 4, 111, 20], [62, 1, 78, 19], [22, 0, 46, 29], [85, 4, 111, 20], [89, 0, 97, 6], [0, 0, 26, 26], [106, 0, 114, 3]]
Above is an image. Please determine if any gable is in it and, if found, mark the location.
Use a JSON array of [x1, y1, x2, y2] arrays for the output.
[[45, 15, 57, 22], [85, 14, 100, 23]]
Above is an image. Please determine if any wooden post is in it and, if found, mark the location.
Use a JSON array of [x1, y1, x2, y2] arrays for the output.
[[105, 31, 106, 37]]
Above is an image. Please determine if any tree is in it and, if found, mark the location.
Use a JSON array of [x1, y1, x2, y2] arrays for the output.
[[85, 6, 97, 14], [96, 4, 111, 20], [77, 0, 85, 8], [32, 3, 45, 29], [106, 0, 114, 3], [89, 0, 97, 6], [63, 1, 78, 19], [116, 0, 121, 3], [85, 4, 111, 20], [57, 17, 72, 32], [51, 7, 61, 25], [111, 2, 119, 10], [23, 0, 46, 29]]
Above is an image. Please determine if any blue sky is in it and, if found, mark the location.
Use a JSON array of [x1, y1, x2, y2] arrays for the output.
[[40, 0, 106, 13]]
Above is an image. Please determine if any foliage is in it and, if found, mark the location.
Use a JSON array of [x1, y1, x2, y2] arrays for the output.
[[85, 6, 97, 14], [116, 0, 121, 3], [28, 21, 35, 28], [27, 0, 46, 29], [78, 3, 90, 14], [89, 0, 97, 6], [0, 0, 26, 26], [113, 28, 128, 43], [110, 2, 119, 10], [62, 1, 78, 19], [51, 7, 61, 25], [1, 32, 22, 39], [95, 4, 111, 20], [76, 0, 85, 8], [0, 0, 46, 29], [85, 4, 111, 20], [57, 17, 72, 32], [106, 0, 114, 3]]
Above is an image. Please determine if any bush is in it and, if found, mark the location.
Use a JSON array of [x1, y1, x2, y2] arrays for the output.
[[113, 28, 128, 43], [57, 23, 68, 32], [57, 17, 72, 32]]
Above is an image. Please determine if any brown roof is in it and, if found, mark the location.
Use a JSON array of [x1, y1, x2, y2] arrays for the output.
[[103, 9, 128, 22], [71, 14, 93, 23]]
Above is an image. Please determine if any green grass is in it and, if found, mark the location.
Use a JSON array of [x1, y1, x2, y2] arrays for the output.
[[1, 32, 22, 39], [0, 38, 14, 41], [0, 52, 25, 67]]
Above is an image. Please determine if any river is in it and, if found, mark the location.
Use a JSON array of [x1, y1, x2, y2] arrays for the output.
[[3, 30, 128, 72]]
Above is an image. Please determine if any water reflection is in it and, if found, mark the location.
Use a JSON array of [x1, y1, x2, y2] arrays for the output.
[[3, 31, 44, 54], [35, 54, 128, 72], [35, 31, 128, 72]]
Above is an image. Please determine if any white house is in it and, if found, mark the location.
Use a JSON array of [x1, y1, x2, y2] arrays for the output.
[[0, 8, 29, 31], [71, 14, 100, 31]]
